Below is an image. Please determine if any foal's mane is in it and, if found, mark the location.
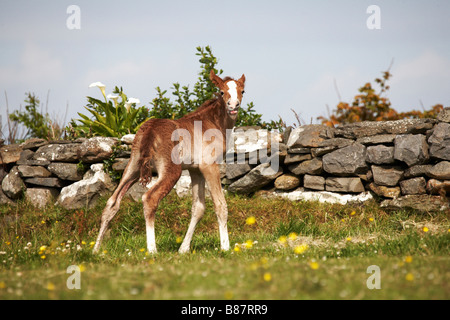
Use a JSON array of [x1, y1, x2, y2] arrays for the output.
[[182, 93, 225, 120]]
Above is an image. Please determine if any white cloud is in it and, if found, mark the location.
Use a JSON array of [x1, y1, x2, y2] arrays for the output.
[[0, 42, 63, 86], [390, 51, 450, 109]]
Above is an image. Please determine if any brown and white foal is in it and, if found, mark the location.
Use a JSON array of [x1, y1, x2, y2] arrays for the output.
[[93, 70, 245, 254]]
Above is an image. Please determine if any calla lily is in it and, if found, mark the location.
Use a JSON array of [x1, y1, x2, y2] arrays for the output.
[[89, 82, 107, 100], [124, 97, 140, 112], [107, 94, 120, 107]]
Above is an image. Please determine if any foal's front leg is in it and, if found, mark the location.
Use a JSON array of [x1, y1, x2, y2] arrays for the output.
[[201, 164, 230, 251], [178, 169, 206, 254]]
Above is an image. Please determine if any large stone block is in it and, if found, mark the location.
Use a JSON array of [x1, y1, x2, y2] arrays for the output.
[[394, 134, 429, 166], [286, 125, 334, 149], [334, 119, 436, 139], [325, 177, 365, 193], [77, 137, 119, 163], [322, 143, 367, 176], [228, 163, 283, 194], [428, 122, 450, 161], [366, 145, 395, 164], [371, 165, 404, 187]]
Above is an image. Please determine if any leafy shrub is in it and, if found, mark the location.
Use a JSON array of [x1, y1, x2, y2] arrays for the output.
[[318, 70, 444, 126], [7, 92, 65, 142], [68, 85, 150, 138]]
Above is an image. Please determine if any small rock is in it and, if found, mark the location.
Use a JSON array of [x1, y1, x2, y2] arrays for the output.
[[399, 177, 427, 195], [371, 165, 404, 187], [274, 174, 300, 191], [303, 175, 325, 191], [326, 177, 365, 193]]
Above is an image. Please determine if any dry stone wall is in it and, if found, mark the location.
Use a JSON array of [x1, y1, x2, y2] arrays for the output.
[[1, 108, 449, 212]]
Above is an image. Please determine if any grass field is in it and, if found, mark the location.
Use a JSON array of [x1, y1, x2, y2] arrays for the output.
[[1, 192, 449, 300]]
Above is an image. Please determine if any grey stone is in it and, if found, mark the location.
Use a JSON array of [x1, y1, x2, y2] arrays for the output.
[[77, 137, 119, 163], [366, 145, 395, 164], [274, 174, 300, 191], [226, 163, 252, 180], [287, 125, 334, 149], [1, 167, 25, 199], [0, 144, 23, 165], [288, 158, 323, 175], [334, 119, 437, 139], [17, 165, 52, 178], [47, 162, 84, 181], [25, 188, 59, 208], [57, 164, 117, 209], [368, 183, 401, 199], [426, 179, 450, 195], [20, 138, 48, 150], [284, 153, 312, 164], [427, 161, 450, 180], [394, 134, 429, 166], [34, 143, 80, 162], [356, 134, 396, 145], [24, 177, 65, 188], [371, 165, 404, 187], [399, 177, 427, 195], [322, 143, 367, 176], [428, 122, 450, 160], [326, 177, 365, 193], [228, 163, 283, 194], [404, 165, 432, 179], [303, 175, 325, 191], [437, 107, 450, 123], [111, 158, 130, 172], [380, 195, 449, 212]]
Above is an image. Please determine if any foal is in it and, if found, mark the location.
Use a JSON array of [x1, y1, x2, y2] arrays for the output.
[[93, 70, 246, 254]]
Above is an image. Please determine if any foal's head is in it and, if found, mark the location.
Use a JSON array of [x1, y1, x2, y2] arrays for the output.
[[210, 70, 246, 119]]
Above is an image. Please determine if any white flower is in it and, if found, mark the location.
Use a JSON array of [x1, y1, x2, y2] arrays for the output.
[[124, 97, 140, 112], [89, 81, 106, 99], [107, 94, 120, 107]]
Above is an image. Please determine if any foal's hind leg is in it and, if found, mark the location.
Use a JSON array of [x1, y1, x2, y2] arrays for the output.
[[142, 166, 181, 254], [93, 157, 140, 253]]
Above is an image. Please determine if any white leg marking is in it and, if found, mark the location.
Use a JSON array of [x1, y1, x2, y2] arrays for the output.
[[146, 225, 157, 253]]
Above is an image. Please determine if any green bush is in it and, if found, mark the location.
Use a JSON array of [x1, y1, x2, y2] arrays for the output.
[[68, 85, 150, 138]]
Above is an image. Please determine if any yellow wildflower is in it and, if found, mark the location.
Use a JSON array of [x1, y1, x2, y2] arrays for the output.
[[350, 211, 356, 216], [234, 246, 241, 253], [278, 236, 287, 245], [309, 261, 319, 270], [369, 217, 374, 222], [405, 256, 413, 263], [246, 216, 256, 225], [405, 273, 414, 281], [263, 272, 272, 282], [245, 240, 253, 249], [346, 237, 352, 242], [422, 227, 429, 233], [46, 282, 55, 291], [288, 232, 298, 241], [40, 255, 46, 260], [294, 244, 309, 255], [176, 236, 182, 244]]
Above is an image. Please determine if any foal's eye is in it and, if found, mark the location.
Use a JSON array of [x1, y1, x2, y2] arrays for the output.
[[220, 91, 224, 96], [241, 90, 245, 94]]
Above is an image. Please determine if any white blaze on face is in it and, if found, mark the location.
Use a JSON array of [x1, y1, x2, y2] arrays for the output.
[[227, 81, 238, 103]]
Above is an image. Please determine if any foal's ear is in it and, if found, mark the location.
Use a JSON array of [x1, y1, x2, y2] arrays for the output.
[[210, 70, 223, 87], [238, 74, 246, 85]]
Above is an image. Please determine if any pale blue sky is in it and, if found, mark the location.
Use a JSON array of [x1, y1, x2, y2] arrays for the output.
[[1, 0, 449, 136]]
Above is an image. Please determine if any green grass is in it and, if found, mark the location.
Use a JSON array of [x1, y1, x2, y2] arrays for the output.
[[1, 192, 449, 300]]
